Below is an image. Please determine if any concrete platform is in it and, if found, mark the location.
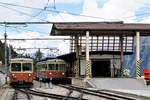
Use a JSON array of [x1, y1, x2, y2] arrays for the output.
[[86, 78, 150, 98], [87, 78, 148, 90]]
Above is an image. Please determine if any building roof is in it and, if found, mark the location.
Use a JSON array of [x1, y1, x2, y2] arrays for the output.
[[37, 59, 65, 64], [10, 58, 33, 62], [57, 51, 133, 62], [50, 22, 150, 36]]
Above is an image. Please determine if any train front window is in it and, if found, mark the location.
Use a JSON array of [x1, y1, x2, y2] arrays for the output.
[[48, 64, 55, 70], [22, 63, 32, 72], [11, 63, 21, 71]]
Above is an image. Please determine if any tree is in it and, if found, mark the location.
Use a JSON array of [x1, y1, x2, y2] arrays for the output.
[[0, 41, 18, 64], [34, 49, 43, 61]]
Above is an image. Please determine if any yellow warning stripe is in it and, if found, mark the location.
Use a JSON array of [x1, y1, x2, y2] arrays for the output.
[[75, 60, 79, 78], [86, 60, 90, 78], [136, 60, 140, 77], [121, 61, 124, 77]]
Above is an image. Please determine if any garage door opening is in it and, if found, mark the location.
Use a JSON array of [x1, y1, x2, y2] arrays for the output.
[[92, 60, 110, 77]]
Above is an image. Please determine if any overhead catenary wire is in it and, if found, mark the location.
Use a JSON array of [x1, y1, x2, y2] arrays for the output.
[[27, 0, 52, 21], [0, 38, 72, 40], [0, 1, 149, 26], [0, 1, 150, 21], [14, 47, 58, 50], [0, 1, 119, 21], [0, 4, 47, 22]]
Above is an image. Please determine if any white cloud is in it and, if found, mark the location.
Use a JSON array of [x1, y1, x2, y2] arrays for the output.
[[137, 16, 150, 23], [47, 0, 150, 23], [54, 0, 82, 3], [1, 0, 150, 56], [3, 31, 69, 55]]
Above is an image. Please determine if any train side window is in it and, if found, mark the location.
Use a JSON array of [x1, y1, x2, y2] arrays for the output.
[[60, 64, 66, 71], [56, 64, 59, 70], [41, 64, 46, 71], [39, 65, 42, 71], [22, 63, 32, 72], [11, 63, 21, 71], [48, 64, 55, 70]]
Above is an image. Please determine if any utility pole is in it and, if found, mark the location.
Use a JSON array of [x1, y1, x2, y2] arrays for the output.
[[4, 24, 7, 72], [4, 23, 8, 84], [9, 44, 12, 60]]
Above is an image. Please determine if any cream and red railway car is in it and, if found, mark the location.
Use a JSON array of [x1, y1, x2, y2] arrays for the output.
[[36, 59, 66, 82], [9, 58, 34, 85]]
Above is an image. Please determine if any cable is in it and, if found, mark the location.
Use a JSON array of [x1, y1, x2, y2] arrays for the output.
[[27, 0, 51, 21], [9, 26, 50, 34], [2, 1, 150, 21], [1, 1, 150, 22], [0, 1, 118, 20], [0, 37, 72, 40], [1, 1, 150, 21], [27, 10, 44, 21], [52, 1, 65, 22], [0, 4, 47, 22]]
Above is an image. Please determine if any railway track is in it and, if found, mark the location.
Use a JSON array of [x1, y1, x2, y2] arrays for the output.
[[58, 84, 137, 100], [16, 88, 87, 100], [12, 88, 32, 100]]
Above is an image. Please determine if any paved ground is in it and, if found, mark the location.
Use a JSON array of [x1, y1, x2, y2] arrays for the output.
[[87, 78, 150, 97]]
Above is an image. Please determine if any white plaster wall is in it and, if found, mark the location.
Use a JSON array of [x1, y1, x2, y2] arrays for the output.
[[80, 59, 86, 76], [80, 59, 92, 77]]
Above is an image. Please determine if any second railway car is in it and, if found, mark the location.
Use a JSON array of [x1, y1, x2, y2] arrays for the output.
[[9, 58, 34, 86], [36, 59, 67, 82]]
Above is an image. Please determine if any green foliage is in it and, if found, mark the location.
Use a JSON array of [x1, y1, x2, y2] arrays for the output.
[[34, 49, 43, 62], [0, 40, 18, 64]]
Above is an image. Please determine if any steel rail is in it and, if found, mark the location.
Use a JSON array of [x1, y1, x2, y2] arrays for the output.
[[58, 85, 136, 100], [17, 88, 87, 100], [12, 90, 18, 100], [24, 89, 32, 100], [13, 88, 32, 100]]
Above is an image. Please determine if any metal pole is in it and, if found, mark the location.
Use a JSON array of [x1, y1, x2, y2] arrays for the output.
[[9, 44, 12, 60], [136, 32, 140, 78], [86, 31, 90, 79], [4, 24, 7, 84], [75, 35, 79, 78], [4, 24, 7, 72], [120, 36, 124, 77]]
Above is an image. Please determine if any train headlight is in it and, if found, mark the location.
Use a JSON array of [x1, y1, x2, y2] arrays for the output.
[[28, 74, 31, 76], [12, 74, 15, 76], [49, 72, 52, 75], [62, 73, 64, 75]]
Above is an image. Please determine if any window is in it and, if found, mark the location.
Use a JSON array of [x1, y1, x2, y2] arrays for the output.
[[56, 64, 59, 70], [59, 64, 66, 71], [22, 63, 32, 72], [48, 64, 55, 70], [11, 63, 21, 71], [41, 64, 47, 71]]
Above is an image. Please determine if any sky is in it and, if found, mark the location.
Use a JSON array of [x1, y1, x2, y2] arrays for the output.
[[0, 0, 150, 56]]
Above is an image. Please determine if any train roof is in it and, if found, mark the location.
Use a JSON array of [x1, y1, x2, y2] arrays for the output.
[[37, 59, 65, 64], [10, 58, 33, 62]]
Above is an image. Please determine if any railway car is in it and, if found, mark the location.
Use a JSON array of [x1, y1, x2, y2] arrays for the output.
[[9, 58, 34, 86], [36, 59, 67, 82]]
